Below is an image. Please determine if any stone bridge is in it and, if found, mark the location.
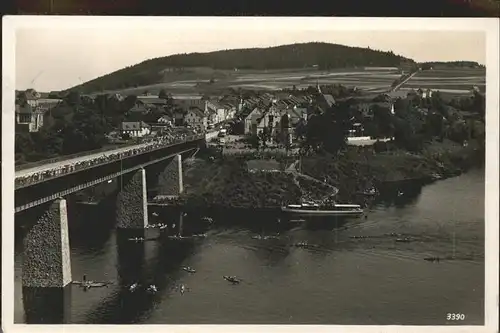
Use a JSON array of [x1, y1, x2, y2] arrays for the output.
[[15, 135, 205, 292]]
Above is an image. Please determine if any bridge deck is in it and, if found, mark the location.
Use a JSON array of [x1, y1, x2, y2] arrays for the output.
[[16, 141, 154, 178], [16, 135, 205, 179]]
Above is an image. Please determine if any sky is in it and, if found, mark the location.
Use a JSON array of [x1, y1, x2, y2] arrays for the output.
[[12, 18, 487, 92]]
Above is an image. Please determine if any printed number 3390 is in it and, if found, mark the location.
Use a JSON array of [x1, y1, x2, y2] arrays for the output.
[[447, 313, 466, 320]]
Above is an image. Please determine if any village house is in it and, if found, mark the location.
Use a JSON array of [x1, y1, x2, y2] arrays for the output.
[[349, 123, 365, 137], [136, 95, 168, 106], [205, 108, 218, 125], [244, 107, 264, 136], [157, 115, 173, 126], [256, 106, 283, 138], [420, 88, 433, 98], [15, 104, 44, 133], [129, 100, 154, 114], [108, 93, 126, 102], [225, 104, 237, 120], [172, 95, 205, 108], [120, 121, 151, 138], [314, 84, 336, 112], [37, 98, 63, 113], [184, 107, 208, 132], [219, 95, 244, 113], [14, 89, 53, 133], [172, 108, 186, 126], [281, 107, 308, 143], [22, 89, 41, 108], [206, 100, 227, 124]]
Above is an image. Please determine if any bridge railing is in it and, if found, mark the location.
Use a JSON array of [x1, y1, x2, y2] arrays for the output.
[[16, 143, 130, 171], [15, 129, 205, 171], [15, 134, 205, 189]]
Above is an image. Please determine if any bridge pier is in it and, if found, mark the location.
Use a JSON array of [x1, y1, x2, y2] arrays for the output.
[[22, 198, 72, 288], [116, 168, 148, 229], [157, 154, 184, 196]]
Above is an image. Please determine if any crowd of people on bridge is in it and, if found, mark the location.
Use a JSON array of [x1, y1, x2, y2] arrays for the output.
[[15, 131, 203, 188]]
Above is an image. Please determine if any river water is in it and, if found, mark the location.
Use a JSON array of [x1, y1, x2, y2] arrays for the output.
[[14, 169, 485, 325]]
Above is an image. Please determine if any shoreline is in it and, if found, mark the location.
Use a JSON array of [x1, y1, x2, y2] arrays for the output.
[[151, 139, 484, 211]]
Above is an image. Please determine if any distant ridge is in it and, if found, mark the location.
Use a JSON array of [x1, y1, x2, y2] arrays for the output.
[[65, 42, 416, 94]]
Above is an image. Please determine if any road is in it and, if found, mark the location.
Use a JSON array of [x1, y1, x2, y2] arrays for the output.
[[16, 133, 213, 179], [390, 71, 418, 92], [15, 141, 157, 178]]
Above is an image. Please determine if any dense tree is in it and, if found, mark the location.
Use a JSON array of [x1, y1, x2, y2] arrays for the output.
[[419, 61, 484, 69], [158, 89, 169, 99], [247, 134, 260, 149], [302, 100, 353, 155], [372, 104, 395, 138], [64, 91, 81, 106]]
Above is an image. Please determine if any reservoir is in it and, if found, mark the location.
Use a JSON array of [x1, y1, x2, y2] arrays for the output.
[[14, 168, 485, 325]]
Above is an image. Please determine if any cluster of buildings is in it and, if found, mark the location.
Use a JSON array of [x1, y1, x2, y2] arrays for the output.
[[14, 83, 445, 145], [117, 86, 337, 143], [118, 94, 242, 138], [15, 89, 62, 133]]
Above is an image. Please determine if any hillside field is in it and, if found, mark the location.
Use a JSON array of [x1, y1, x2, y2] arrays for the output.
[[400, 67, 485, 98], [89, 67, 403, 96]]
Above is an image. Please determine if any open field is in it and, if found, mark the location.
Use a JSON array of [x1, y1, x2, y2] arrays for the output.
[[89, 67, 402, 96], [400, 68, 485, 97]]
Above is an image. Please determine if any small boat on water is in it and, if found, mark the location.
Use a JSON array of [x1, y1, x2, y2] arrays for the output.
[[129, 237, 145, 242], [168, 235, 186, 240], [182, 266, 196, 273], [431, 173, 443, 180], [73, 275, 111, 290], [223, 276, 241, 284], [395, 237, 412, 243], [128, 283, 139, 292], [282, 201, 363, 217], [146, 284, 158, 294], [201, 216, 214, 223], [350, 235, 369, 239], [357, 187, 378, 196]]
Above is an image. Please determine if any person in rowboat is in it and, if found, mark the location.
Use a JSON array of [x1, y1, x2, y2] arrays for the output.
[[223, 276, 241, 284], [129, 283, 139, 292], [146, 284, 158, 294]]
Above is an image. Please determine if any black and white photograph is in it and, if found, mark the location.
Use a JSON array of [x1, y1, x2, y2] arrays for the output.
[[2, 16, 499, 332]]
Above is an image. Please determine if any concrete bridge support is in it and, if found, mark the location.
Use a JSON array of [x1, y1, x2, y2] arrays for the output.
[[22, 198, 72, 288], [116, 168, 148, 229], [157, 154, 184, 196]]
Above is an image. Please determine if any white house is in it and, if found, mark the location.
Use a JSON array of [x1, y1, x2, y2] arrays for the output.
[[224, 104, 237, 120], [256, 106, 282, 137], [206, 101, 227, 124], [120, 121, 151, 138], [185, 107, 208, 131]]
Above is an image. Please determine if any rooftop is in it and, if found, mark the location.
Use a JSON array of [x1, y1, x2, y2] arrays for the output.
[[121, 121, 150, 130]]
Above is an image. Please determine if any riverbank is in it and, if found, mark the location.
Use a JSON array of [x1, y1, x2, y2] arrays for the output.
[[153, 139, 484, 210]]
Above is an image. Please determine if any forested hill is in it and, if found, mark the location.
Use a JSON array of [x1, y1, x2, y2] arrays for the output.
[[66, 42, 415, 94], [419, 61, 485, 69]]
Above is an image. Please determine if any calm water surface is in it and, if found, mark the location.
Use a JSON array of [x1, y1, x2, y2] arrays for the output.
[[14, 169, 485, 325]]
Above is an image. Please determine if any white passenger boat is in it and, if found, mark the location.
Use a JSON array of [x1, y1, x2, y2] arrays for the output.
[[281, 201, 363, 217]]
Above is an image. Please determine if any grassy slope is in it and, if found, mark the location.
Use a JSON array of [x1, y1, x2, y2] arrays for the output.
[[401, 67, 486, 93], [65, 42, 415, 94]]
